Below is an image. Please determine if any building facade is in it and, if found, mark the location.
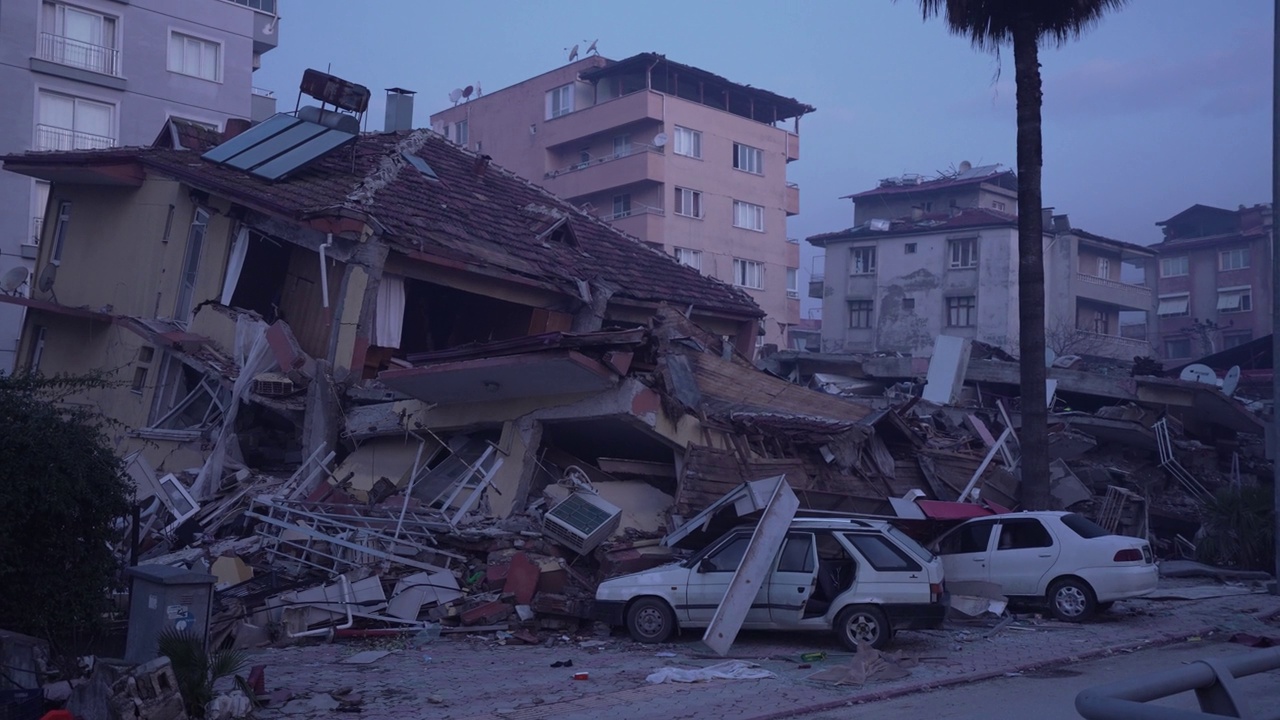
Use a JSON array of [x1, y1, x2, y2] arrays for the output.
[[1150, 203, 1273, 363], [0, 0, 279, 370], [429, 53, 813, 351]]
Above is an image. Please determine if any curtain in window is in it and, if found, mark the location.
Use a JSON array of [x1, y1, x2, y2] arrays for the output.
[[374, 274, 405, 348], [220, 225, 249, 305]]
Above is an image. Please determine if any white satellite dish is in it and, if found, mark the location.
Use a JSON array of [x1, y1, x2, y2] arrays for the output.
[[0, 266, 29, 296], [958, 160, 972, 173], [448, 88, 463, 105], [1179, 363, 1217, 386], [652, 132, 668, 148], [36, 263, 57, 293], [585, 39, 599, 56], [1221, 365, 1241, 396], [567, 43, 579, 62]]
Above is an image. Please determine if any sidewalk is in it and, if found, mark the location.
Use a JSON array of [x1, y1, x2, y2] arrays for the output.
[[248, 582, 1280, 720]]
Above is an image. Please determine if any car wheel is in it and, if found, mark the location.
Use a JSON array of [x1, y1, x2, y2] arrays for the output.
[[1048, 578, 1096, 622], [626, 597, 675, 643], [835, 605, 891, 651]]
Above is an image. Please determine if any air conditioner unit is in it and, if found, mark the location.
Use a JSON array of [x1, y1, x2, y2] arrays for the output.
[[542, 491, 621, 554], [251, 371, 295, 396]]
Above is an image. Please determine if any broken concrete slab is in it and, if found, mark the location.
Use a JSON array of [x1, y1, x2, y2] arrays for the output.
[[387, 571, 463, 621], [1048, 459, 1092, 509], [922, 336, 972, 405]]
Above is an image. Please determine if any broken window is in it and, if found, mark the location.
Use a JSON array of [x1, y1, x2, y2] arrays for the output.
[[131, 346, 154, 394], [147, 353, 226, 433], [227, 230, 291, 321], [173, 207, 209, 323]]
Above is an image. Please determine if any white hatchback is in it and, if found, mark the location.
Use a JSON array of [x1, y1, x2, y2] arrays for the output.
[[930, 511, 1157, 621], [595, 517, 945, 650]]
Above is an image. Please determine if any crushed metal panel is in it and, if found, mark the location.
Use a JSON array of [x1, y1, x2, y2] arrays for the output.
[[702, 477, 799, 656], [663, 475, 783, 548], [922, 336, 972, 405]]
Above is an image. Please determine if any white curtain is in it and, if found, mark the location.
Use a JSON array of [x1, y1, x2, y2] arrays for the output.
[[374, 274, 405, 349], [220, 226, 249, 305]]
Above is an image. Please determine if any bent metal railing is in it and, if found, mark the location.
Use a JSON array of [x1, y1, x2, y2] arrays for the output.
[[1076, 646, 1280, 719]]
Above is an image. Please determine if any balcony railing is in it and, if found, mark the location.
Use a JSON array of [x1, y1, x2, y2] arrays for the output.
[[29, 217, 43, 246], [222, 0, 276, 13], [251, 86, 275, 97], [1075, 272, 1152, 311], [547, 142, 664, 179], [600, 204, 664, 222], [35, 124, 116, 152], [1073, 330, 1151, 360], [38, 32, 120, 76]]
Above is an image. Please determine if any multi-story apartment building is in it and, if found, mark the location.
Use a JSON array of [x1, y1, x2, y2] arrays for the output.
[[808, 166, 1154, 360], [0, 0, 279, 370], [1150, 203, 1273, 362], [429, 52, 813, 350]]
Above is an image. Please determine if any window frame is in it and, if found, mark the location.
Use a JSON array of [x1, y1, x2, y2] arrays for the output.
[[1160, 256, 1189, 277], [1219, 248, 1250, 271], [1164, 337, 1192, 358], [849, 246, 876, 275], [173, 207, 209, 323], [673, 126, 702, 159], [732, 142, 764, 175], [547, 83, 574, 119], [674, 247, 702, 270], [1217, 286, 1252, 313], [49, 200, 72, 265], [674, 186, 703, 218], [611, 193, 631, 219], [948, 237, 977, 269], [454, 119, 469, 147], [847, 299, 873, 329], [844, 532, 923, 572], [41, 2, 119, 75], [946, 295, 977, 327], [732, 258, 763, 290], [167, 30, 223, 82], [36, 90, 115, 150], [732, 200, 764, 232], [1156, 293, 1190, 317], [786, 267, 799, 298]]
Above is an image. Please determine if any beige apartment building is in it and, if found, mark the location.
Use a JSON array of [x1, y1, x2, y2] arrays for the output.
[[430, 52, 813, 351]]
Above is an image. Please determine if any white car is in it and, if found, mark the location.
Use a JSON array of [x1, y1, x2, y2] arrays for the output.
[[930, 511, 1157, 621], [595, 517, 945, 650]]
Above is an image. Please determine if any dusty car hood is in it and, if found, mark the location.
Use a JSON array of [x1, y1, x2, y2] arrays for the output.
[[595, 562, 690, 598]]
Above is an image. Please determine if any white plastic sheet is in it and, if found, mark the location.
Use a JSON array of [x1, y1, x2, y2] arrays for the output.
[[645, 660, 776, 684]]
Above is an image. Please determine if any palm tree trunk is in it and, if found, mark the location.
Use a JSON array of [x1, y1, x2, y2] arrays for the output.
[[1013, 18, 1050, 510]]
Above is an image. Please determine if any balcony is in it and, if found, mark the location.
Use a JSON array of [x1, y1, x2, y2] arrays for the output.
[[30, 217, 43, 246], [784, 181, 799, 216], [601, 204, 664, 242], [1072, 330, 1151, 360], [785, 131, 799, 162], [37, 33, 119, 77], [35, 124, 116, 152], [251, 87, 277, 122], [544, 144, 665, 200], [540, 90, 665, 148], [1075, 273, 1151, 311]]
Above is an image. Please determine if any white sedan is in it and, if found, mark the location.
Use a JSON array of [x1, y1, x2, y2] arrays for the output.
[[930, 511, 1157, 621]]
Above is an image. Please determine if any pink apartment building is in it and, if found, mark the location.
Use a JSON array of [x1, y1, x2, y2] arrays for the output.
[[429, 52, 814, 350]]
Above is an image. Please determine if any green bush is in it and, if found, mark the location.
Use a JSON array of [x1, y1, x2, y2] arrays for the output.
[[1195, 484, 1275, 572], [157, 628, 249, 718]]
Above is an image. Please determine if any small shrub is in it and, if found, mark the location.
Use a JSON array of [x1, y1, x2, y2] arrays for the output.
[[157, 628, 249, 719], [1195, 484, 1275, 571]]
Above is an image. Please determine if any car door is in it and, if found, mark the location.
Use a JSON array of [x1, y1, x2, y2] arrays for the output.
[[934, 519, 998, 584], [767, 532, 817, 625], [988, 518, 1060, 596], [842, 532, 928, 604], [684, 532, 770, 626]]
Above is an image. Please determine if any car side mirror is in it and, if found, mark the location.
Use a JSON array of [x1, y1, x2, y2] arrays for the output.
[[697, 558, 713, 573]]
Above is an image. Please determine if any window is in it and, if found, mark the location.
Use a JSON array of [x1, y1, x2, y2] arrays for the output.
[[995, 520, 1054, 550], [148, 353, 226, 432], [168, 32, 222, 81], [40, 2, 118, 75], [131, 346, 155, 394], [844, 533, 922, 572], [1223, 332, 1253, 349], [777, 534, 816, 573], [699, 533, 749, 572], [27, 326, 47, 372], [849, 246, 876, 274], [454, 120, 468, 146], [1156, 293, 1190, 317], [733, 143, 763, 174], [732, 200, 764, 231], [36, 91, 113, 150], [1164, 337, 1192, 358], [30, 181, 50, 246], [1217, 287, 1252, 313], [904, 243, 917, 254], [578, 148, 590, 166], [938, 520, 995, 555], [546, 83, 573, 119], [1092, 311, 1109, 334], [847, 300, 873, 329], [991, 200, 1006, 212], [1160, 256, 1189, 277], [49, 200, 72, 264], [674, 247, 702, 270], [1060, 513, 1108, 539], [674, 187, 703, 218], [733, 258, 763, 289], [611, 194, 631, 219], [902, 297, 915, 310], [612, 134, 630, 157], [1219, 248, 1250, 271], [786, 267, 799, 299], [946, 295, 976, 327], [949, 237, 977, 268], [174, 208, 209, 322], [1096, 256, 1111, 278], [673, 126, 701, 158]]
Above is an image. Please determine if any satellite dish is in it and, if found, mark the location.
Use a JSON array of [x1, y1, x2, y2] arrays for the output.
[[1179, 363, 1217, 385], [585, 39, 599, 56], [652, 132, 668, 148], [261, 16, 278, 35], [0, 266, 29, 295], [461, 85, 474, 101], [958, 160, 972, 173], [567, 43, 579, 62], [1221, 365, 1241, 396], [448, 88, 463, 105], [37, 263, 57, 293]]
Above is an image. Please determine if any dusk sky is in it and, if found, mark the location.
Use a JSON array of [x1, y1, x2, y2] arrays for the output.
[[253, 1, 1272, 318]]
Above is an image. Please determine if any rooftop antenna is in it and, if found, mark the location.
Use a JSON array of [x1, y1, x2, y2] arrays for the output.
[[585, 39, 599, 56], [449, 88, 463, 106], [566, 43, 579, 62], [475, 82, 482, 97]]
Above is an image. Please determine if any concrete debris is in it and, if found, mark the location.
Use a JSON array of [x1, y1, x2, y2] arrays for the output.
[[805, 641, 917, 685]]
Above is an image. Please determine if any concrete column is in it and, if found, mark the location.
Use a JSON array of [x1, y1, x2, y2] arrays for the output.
[[484, 418, 544, 519], [328, 237, 388, 380]]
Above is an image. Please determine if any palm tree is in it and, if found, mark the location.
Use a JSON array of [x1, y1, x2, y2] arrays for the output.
[[912, 0, 1127, 510]]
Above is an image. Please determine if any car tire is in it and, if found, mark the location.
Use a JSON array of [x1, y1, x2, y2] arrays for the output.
[[626, 597, 675, 643], [1048, 577, 1096, 622], [835, 605, 891, 651]]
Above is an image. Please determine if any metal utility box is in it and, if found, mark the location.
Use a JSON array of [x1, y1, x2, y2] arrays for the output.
[[124, 564, 216, 665]]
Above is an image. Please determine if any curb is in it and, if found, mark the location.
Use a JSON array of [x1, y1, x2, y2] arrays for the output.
[[743, 625, 1218, 720]]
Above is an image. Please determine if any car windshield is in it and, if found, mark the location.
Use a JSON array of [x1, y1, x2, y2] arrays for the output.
[[1060, 513, 1109, 539], [887, 525, 935, 562]]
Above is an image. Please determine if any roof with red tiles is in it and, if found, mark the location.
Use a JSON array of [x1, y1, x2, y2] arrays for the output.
[[5, 125, 761, 319], [806, 207, 1017, 246], [842, 167, 1016, 201]]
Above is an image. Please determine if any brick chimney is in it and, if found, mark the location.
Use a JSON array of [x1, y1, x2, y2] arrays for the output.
[[384, 87, 415, 132], [223, 118, 252, 142]]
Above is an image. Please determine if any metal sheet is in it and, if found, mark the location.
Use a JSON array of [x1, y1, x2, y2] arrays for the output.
[[201, 114, 299, 163], [224, 121, 327, 171], [252, 128, 355, 181], [702, 477, 799, 656]]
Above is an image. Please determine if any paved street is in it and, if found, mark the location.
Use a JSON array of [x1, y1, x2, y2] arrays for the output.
[[245, 580, 1280, 720]]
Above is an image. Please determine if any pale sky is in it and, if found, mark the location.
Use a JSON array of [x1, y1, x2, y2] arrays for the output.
[[253, 1, 1272, 318]]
